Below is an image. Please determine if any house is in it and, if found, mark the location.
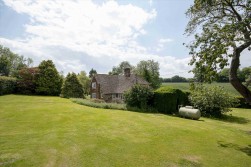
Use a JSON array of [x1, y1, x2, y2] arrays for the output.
[[90, 68, 149, 102]]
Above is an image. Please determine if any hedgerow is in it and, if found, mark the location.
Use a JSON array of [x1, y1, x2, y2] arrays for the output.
[[0, 76, 17, 95]]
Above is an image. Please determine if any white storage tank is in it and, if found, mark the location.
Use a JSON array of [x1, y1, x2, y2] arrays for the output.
[[179, 106, 201, 120]]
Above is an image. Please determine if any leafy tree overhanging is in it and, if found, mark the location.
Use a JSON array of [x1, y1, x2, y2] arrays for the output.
[[185, 0, 251, 104]]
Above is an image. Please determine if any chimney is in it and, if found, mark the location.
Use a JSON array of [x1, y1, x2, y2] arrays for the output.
[[124, 67, 131, 77]]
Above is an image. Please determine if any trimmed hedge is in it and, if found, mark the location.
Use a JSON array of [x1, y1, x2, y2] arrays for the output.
[[0, 76, 17, 95], [153, 87, 189, 114]]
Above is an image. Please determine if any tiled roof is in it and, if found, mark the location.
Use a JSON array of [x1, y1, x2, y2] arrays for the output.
[[94, 74, 149, 94]]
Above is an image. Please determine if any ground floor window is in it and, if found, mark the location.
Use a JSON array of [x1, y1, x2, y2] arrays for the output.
[[112, 93, 123, 100], [92, 93, 96, 98]]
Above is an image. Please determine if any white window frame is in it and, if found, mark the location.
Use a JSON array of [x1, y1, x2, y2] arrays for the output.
[[92, 93, 96, 98], [92, 82, 96, 89]]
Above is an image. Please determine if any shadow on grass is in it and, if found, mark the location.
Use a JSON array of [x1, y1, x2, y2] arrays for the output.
[[214, 115, 250, 124], [218, 141, 251, 156]]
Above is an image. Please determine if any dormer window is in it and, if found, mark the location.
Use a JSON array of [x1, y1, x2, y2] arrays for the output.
[[92, 82, 96, 89]]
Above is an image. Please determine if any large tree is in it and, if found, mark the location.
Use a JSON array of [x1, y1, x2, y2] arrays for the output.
[[108, 61, 134, 75], [0, 45, 33, 77], [185, 0, 251, 104], [35, 60, 63, 96], [134, 60, 161, 89]]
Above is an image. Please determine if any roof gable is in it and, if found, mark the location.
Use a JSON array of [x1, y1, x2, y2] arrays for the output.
[[93, 74, 149, 94]]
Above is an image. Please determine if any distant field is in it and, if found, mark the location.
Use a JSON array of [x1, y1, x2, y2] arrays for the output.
[[162, 82, 246, 96]]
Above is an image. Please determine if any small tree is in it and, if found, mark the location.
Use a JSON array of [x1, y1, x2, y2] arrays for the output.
[[77, 71, 90, 95], [189, 84, 238, 117], [124, 84, 153, 109], [16, 67, 39, 94], [89, 68, 97, 78], [61, 73, 84, 98], [35, 60, 63, 96]]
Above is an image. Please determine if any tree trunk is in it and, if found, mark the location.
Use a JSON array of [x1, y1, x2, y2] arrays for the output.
[[229, 50, 251, 105]]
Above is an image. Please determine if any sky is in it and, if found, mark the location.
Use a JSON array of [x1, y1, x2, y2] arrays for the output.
[[0, 0, 227, 78]]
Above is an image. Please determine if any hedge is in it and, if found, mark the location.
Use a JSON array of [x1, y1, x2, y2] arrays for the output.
[[153, 87, 189, 114], [0, 76, 17, 95]]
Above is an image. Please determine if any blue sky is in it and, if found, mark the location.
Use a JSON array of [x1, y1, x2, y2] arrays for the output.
[[0, 0, 196, 77]]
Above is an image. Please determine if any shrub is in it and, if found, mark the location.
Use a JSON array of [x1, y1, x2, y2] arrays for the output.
[[124, 84, 154, 109], [71, 98, 127, 110], [16, 67, 39, 94], [61, 73, 84, 98], [235, 96, 251, 109], [189, 85, 239, 117], [90, 98, 105, 103], [0, 76, 17, 95], [35, 60, 63, 96], [153, 86, 189, 114]]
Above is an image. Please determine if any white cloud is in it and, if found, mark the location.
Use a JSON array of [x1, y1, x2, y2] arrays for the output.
[[1, 0, 192, 77], [156, 38, 173, 52]]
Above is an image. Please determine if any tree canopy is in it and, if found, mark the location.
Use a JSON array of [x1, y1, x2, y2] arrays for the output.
[[185, 0, 251, 104], [61, 72, 84, 98], [134, 60, 161, 89], [108, 61, 134, 75], [77, 71, 90, 95], [35, 60, 63, 96], [0, 45, 33, 77], [89, 68, 97, 78]]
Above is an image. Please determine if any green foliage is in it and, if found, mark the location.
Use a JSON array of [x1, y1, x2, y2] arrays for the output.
[[77, 71, 90, 95], [61, 73, 84, 98], [218, 68, 248, 82], [0, 76, 16, 95], [170, 75, 187, 82], [35, 60, 63, 96], [108, 61, 134, 75], [16, 67, 39, 94], [89, 68, 97, 78], [235, 96, 251, 109], [124, 84, 154, 110], [134, 60, 161, 89], [185, 0, 251, 102], [153, 87, 189, 114], [189, 85, 239, 117], [71, 98, 127, 110], [0, 45, 33, 77]]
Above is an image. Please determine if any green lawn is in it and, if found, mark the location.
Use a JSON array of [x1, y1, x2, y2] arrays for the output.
[[162, 82, 248, 96], [0, 95, 251, 167]]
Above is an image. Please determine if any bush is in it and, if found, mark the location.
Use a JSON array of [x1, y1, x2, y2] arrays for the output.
[[61, 73, 84, 98], [235, 96, 251, 109], [71, 98, 127, 110], [189, 85, 239, 117], [16, 67, 39, 94], [153, 87, 189, 114], [124, 84, 154, 110], [0, 76, 17, 95], [35, 60, 63, 96]]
